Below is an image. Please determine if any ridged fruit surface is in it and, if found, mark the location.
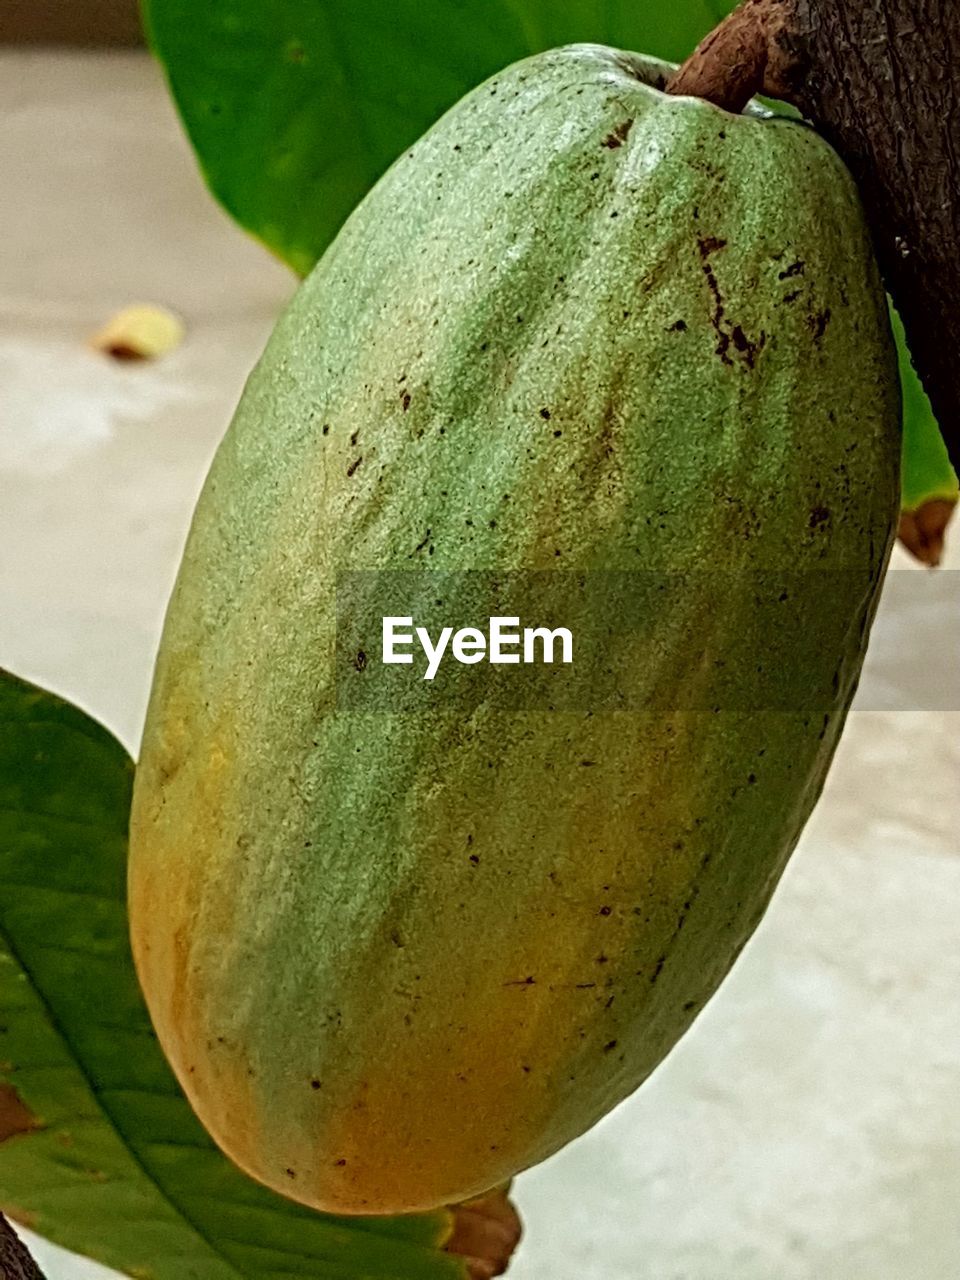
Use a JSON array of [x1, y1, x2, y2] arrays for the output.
[[129, 44, 901, 1214]]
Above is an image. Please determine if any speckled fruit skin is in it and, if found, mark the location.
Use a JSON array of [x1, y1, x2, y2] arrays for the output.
[[129, 44, 901, 1215]]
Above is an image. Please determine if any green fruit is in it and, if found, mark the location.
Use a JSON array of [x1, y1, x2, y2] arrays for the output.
[[129, 44, 901, 1215]]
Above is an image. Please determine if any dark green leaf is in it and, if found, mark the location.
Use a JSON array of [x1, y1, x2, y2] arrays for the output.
[[0, 669, 464, 1280], [143, 0, 731, 274], [890, 305, 959, 512]]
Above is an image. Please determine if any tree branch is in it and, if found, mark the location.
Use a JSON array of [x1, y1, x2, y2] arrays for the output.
[[668, 0, 960, 483], [0, 1214, 47, 1280], [665, 0, 788, 112]]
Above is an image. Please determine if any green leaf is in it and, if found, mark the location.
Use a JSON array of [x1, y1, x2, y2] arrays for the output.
[[143, 0, 731, 275], [890, 305, 959, 512], [0, 669, 464, 1280]]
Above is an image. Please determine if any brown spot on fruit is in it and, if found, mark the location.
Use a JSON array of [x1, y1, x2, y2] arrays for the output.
[[697, 238, 764, 368], [778, 260, 804, 280], [808, 308, 832, 341], [731, 324, 765, 369], [698, 237, 732, 365], [601, 119, 634, 149]]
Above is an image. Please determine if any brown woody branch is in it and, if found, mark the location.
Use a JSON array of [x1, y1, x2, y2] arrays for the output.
[[668, 0, 960, 493], [0, 1214, 46, 1280]]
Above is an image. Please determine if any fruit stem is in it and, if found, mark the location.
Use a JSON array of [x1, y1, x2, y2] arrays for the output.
[[666, 0, 788, 113], [444, 1186, 522, 1279]]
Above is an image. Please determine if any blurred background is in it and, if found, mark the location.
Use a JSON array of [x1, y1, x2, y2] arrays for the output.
[[3, 1, 142, 46], [1, 8, 958, 1279]]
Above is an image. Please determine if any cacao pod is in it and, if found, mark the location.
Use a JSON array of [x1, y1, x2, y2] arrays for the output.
[[129, 45, 901, 1214]]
